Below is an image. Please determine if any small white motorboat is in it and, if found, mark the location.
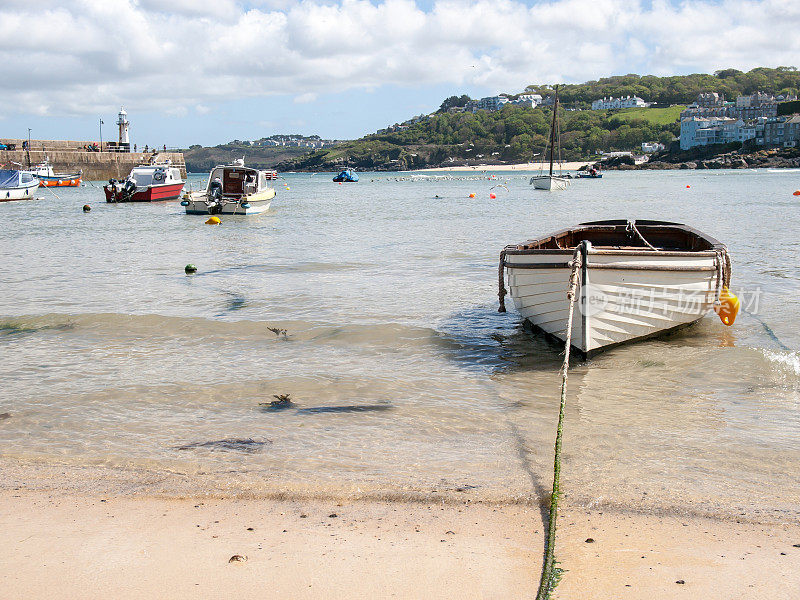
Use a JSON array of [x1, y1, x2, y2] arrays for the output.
[[182, 159, 276, 215], [499, 220, 736, 357], [0, 169, 39, 201]]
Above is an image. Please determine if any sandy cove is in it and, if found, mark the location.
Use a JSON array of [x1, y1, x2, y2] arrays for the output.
[[412, 161, 591, 172], [1, 489, 799, 600]]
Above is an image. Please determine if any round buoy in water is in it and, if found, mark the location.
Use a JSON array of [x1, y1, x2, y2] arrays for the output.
[[205, 216, 221, 225], [793, 190, 800, 196], [489, 193, 496, 199], [82, 204, 91, 212], [469, 193, 475, 198], [686, 185, 691, 188], [185, 264, 197, 274]]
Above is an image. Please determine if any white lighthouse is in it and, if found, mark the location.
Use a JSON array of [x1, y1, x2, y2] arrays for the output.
[[117, 107, 130, 150]]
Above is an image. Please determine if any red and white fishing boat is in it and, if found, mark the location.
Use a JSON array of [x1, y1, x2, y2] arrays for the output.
[[104, 162, 184, 202]]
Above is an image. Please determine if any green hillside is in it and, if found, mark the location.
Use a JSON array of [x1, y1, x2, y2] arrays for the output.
[[612, 105, 686, 126], [522, 67, 800, 108], [280, 104, 679, 171]]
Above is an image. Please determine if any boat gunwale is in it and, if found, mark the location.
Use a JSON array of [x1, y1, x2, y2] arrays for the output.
[[504, 220, 726, 256]]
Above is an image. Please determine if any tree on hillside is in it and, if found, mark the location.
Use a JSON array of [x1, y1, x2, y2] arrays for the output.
[[438, 95, 471, 113]]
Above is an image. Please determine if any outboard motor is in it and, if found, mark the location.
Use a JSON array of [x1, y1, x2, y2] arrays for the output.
[[106, 178, 120, 202], [121, 179, 137, 201], [207, 180, 223, 213]]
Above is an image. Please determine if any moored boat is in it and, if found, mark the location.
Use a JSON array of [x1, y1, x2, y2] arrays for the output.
[[499, 220, 734, 356], [104, 162, 184, 202], [530, 85, 570, 191], [577, 165, 603, 179], [333, 169, 358, 182], [0, 169, 39, 201], [182, 159, 276, 215], [29, 160, 82, 187]]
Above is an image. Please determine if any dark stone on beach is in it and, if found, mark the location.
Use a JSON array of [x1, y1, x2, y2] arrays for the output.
[[246, 527, 254, 531], [329, 513, 338, 518], [175, 438, 271, 453], [0, 412, 10, 421], [676, 580, 685, 584], [585, 538, 595, 543], [300, 514, 308, 518], [228, 554, 247, 563], [793, 544, 800, 548]]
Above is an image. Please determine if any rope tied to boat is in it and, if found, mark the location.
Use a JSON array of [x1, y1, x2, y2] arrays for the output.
[[714, 247, 733, 303], [626, 220, 659, 251], [536, 241, 585, 600], [498, 249, 508, 312]]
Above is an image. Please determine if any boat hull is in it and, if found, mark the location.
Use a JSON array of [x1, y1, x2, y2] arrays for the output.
[[184, 188, 275, 215], [1, 179, 39, 201], [502, 221, 727, 355], [104, 182, 185, 202], [39, 174, 82, 187], [577, 173, 603, 179], [505, 249, 719, 355], [530, 175, 570, 190]]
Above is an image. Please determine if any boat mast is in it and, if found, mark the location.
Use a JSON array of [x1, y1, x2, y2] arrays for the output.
[[548, 86, 559, 177]]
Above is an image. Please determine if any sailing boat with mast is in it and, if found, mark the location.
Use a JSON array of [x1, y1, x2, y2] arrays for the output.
[[530, 85, 570, 191]]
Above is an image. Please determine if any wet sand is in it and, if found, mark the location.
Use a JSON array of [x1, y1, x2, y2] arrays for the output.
[[1, 488, 798, 599]]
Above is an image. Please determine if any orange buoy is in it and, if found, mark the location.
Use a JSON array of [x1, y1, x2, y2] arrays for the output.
[[686, 185, 691, 188], [715, 287, 740, 326], [469, 193, 475, 198], [793, 190, 800, 196], [489, 193, 496, 199]]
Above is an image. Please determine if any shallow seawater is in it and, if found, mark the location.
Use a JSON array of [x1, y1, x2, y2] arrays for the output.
[[1, 169, 799, 520]]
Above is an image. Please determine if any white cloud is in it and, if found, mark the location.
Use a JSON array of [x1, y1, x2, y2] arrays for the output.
[[0, 0, 797, 117], [294, 92, 318, 103]]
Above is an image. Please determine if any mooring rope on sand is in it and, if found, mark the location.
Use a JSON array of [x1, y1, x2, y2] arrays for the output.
[[536, 242, 584, 600]]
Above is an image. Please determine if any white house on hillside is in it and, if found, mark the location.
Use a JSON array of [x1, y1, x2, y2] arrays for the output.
[[591, 95, 647, 110]]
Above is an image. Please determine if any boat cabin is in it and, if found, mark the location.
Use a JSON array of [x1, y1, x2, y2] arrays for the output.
[[128, 165, 182, 187], [207, 165, 269, 198]]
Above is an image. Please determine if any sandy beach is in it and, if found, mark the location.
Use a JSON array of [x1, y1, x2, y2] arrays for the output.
[[2, 486, 798, 600], [413, 161, 591, 172]]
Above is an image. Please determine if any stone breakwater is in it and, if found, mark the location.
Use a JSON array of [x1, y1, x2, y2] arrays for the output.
[[0, 139, 186, 180]]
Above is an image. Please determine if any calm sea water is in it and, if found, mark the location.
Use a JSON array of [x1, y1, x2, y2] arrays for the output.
[[1, 169, 799, 520]]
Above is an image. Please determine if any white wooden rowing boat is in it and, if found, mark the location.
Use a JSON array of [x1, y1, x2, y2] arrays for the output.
[[499, 220, 731, 356]]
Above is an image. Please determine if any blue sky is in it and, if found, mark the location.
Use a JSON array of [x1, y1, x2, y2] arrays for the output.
[[0, 0, 798, 147]]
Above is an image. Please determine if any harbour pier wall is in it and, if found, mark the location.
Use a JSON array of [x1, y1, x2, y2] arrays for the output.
[[0, 139, 186, 180]]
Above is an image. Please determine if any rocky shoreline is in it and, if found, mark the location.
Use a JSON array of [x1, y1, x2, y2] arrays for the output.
[[605, 148, 800, 170]]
